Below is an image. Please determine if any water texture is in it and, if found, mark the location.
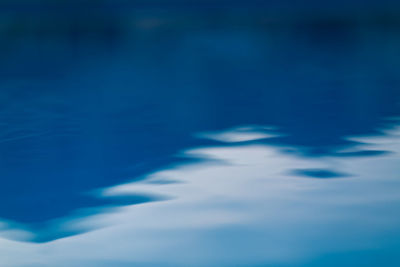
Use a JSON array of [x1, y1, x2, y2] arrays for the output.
[[0, 2, 400, 266]]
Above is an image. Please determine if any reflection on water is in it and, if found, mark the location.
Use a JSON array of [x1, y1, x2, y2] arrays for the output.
[[0, 4, 400, 266], [1, 125, 400, 266]]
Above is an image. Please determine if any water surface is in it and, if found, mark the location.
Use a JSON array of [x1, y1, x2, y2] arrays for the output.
[[0, 3, 400, 266]]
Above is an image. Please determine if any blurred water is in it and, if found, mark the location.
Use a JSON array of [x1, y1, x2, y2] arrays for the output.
[[0, 4, 400, 266]]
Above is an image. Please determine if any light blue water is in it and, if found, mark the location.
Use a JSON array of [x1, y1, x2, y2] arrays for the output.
[[0, 4, 400, 266]]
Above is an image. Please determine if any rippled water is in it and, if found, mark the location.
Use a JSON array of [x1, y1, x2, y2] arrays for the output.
[[1, 4, 400, 266]]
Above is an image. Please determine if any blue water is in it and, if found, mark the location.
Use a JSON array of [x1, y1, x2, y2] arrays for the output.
[[0, 3, 400, 266]]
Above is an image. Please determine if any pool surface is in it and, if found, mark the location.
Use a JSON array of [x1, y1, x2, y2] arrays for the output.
[[0, 2, 400, 266]]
